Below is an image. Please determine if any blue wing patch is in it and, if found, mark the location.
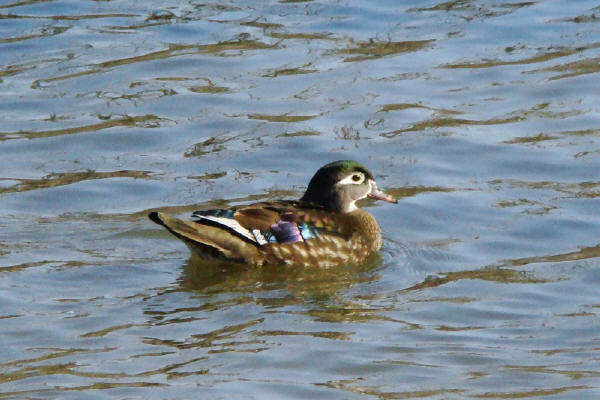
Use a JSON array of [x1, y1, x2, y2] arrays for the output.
[[297, 222, 318, 240], [257, 221, 320, 245], [193, 209, 235, 218]]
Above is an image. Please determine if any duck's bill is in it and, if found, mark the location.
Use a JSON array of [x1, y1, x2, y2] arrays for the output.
[[368, 185, 398, 203]]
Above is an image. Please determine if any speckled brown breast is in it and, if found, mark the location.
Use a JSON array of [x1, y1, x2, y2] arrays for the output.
[[259, 209, 381, 267]]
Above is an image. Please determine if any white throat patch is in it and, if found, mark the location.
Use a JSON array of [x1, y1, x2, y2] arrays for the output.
[[345, 201, 358, 212]]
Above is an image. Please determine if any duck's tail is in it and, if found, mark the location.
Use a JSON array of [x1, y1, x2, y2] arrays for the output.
[[148, 212, 261, 264]]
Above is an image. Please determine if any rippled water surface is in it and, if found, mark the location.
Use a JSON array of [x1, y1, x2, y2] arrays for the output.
[[2, 0, 600, 398]]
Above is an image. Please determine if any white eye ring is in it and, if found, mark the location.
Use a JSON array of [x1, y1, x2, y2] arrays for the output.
[[337, 172, 365, 185]]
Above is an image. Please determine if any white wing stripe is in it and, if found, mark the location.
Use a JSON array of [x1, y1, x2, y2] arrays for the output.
[[252, 229, 268, 245], [196, 215, 257, 243]]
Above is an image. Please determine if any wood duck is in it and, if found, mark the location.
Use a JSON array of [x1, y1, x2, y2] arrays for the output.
[[149, 160, 397, 267]]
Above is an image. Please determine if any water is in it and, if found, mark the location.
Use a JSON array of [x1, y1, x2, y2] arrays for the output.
[[2, 0, 600, 398]]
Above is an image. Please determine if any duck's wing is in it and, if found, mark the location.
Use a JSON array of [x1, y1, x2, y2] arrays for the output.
[[149, 211, 261, 263], [192, 200, 351, 247]]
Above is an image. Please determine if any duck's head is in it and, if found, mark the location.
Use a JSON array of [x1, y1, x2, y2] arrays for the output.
[[300, 160, 397, 213]]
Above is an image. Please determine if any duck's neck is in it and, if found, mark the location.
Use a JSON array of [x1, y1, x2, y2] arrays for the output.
[[343, 209, 382, 252], [300, 191, 353, 213]]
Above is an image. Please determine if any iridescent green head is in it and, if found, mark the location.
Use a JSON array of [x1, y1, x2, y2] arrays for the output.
[[301, 160, 397, 213]]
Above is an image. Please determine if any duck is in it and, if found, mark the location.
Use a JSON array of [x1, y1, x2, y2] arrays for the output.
[[149, 160, 397, 267]]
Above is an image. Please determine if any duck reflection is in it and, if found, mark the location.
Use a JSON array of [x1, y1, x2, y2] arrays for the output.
[[178, 254, 382, 302]]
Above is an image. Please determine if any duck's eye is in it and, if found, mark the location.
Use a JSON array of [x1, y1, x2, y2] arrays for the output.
[[337, 172, 365, 185]]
